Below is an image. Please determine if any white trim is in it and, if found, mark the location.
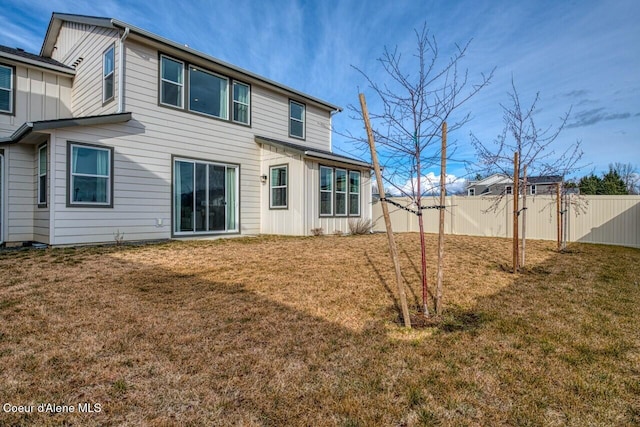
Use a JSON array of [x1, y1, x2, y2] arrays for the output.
[[269, 164, 288, 209], [117, 27, 129, 113], [160, 55, 184, 108]]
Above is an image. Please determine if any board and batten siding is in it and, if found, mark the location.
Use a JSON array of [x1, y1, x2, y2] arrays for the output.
[[260, 144, 306, 235], [305, 162, 372, 235], [0, 63, 72, 135], [52, 22, 120, 117]]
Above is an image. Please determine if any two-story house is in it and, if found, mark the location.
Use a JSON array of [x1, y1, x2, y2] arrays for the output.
[[0, 13, 371, 246], [466, 173, 563, 196]]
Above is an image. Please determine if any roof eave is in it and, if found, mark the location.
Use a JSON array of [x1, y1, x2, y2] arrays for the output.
[[105, 19, 342, 112], [0, 112, 132, 145], [0, 51, 75, 76]]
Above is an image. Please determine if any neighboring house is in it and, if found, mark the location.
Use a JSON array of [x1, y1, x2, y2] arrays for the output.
[[466, 173, 563, 196], [0, 13, 371, 246]]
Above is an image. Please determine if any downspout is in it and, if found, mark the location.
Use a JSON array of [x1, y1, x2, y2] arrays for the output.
[[117, 27, 130, 113]]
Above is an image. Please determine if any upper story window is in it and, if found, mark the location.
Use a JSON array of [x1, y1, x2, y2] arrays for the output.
[[233, 81, 250, 124], [160, 55, 184, 108], [159, 54, 251, 126], [468, 188, 475, 196], [530, 184, 537, 195], [103, 45, 115, 103], [505, 186, 513, 195], [289, 100, 305, 139], [189, 66, 228, 119], [0, 64, 14, 114], [68, 142, 113, 207]]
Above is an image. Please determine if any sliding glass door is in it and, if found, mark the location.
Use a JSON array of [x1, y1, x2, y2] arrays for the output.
[[174, 158, 238, 234]]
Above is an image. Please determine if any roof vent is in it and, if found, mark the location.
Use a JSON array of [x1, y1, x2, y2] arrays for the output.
[[72, 57, 84, 68]]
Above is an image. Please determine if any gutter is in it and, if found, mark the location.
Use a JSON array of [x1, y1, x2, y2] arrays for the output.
[[0, 113, 133, 145], [117, 27, 130, 113]]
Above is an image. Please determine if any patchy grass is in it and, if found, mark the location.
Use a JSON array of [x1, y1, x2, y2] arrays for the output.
[[0, 234, 638, 426]]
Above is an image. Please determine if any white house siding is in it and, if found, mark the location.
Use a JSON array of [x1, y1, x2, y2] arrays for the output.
[[52, 23, 120, 117], [5, 144, 34, 242], [0, 63, 72, 135], [49, 123, 171, 245], [305, 161, 372, 235], [259, 144, 306, 235]]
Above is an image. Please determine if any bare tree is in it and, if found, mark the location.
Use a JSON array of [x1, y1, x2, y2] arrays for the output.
[[470, 79, 583, 269], [352, 24, 493, 316], [610, 162, 639, 194]]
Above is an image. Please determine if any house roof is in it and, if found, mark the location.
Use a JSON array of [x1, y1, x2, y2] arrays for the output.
[[255, 136, 372, 169], [468, 173, 563, 188], [0, 113, 132, 145], [0, 45, 75, 75], [41, 13, 342, 113], [527, 175, 562, 184]]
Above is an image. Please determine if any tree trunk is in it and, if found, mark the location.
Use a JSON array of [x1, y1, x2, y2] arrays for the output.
[[512, 152, 519, 273], [435, 122, 446, 315], [359, 94, 412, 328], [416, 161, 430, 316], [521, 166, 527, 267]]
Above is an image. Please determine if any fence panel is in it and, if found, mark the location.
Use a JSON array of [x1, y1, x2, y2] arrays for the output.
[[372, 195, 640, 248]]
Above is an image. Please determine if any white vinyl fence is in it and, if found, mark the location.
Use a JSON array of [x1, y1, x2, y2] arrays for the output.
[[371, 195, 640, 248]]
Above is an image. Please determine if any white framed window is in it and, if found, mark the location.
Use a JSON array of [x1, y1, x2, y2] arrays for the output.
[[349, 171, 361, 216], [289, 100, 305, 139], [174, 158, 239, 234], [38, 144, 47, 206], [0, 64, 14, 114], [189, 66, 228, 119], [530, 185, 536, 195], [270, 165, 288, 209], [335, 169, 347, 216], [320, 166, 333, 216], [68, 143, 113, 207], [160, 55, 184, 108], [103, 45, 115, 103], [233, 81, 250, 124], [468, 188, 475, 196], [505, 186, 513, 195]]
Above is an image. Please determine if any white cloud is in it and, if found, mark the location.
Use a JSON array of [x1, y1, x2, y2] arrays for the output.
[[396, 173, 467, 196]]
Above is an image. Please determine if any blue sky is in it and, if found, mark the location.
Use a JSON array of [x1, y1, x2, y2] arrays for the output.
[[1, 0, 638, 185]]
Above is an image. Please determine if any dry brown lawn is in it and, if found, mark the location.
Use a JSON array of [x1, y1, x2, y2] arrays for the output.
[[0, 233, 638, 426]]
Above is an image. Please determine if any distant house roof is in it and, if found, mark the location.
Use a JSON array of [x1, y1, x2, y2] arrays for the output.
[[527, 175, 562, 184], [468, 173, 563, 188], [0, 44, 75, 75], [41, 13, 341, 112], [255, 136, 372, 169]]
